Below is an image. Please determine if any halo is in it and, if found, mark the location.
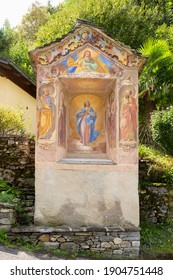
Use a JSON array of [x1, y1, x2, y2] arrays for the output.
[[38, 83, 55, 97], [119, 85, 136, 97], [79, 48, 99, 59]]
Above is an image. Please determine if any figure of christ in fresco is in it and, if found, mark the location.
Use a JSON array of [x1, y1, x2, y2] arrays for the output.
[[76, 101, 99, 146], [66, 50, 109, 74], [120, 89, 137, 141], [37, 86, 55, 139]]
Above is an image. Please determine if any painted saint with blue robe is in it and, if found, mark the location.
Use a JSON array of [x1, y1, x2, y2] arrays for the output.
[[76, 101, 99, 145]]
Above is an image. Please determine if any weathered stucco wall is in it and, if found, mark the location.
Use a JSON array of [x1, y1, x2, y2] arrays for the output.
[[34, 163, 139, 228]]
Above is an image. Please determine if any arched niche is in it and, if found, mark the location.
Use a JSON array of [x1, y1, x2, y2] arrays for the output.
[[57, 73, 117, 163], [68, 94, 106, 156]]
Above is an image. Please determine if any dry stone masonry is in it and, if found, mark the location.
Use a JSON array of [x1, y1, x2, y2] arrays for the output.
[[0, 135, 35, 224], [8, 226, 140, 259]]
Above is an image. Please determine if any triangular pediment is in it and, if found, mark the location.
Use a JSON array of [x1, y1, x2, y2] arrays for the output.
[[58, 44, 123, 77], [29, 20, 146, 72]]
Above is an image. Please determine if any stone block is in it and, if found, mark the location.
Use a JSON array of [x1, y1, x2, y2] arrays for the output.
[[44, 242, 59, 248], [132, 241, 140, 247], [54, 227, 71, 233], [86, 240, 93, 246], [38, 227, 54, 233], [86, 226, 106, 232], [38, 234, 50, 242], [113, 237, 122, 245], [100, 236, 114, 242], [113, 249, 123, 255], [69, 235, 86, 242], [0, 225, 11, 231], [57, 237, 66, 242], [119, 232, 140, 240], [111, 244, 119, 250], [0, 209, 15, 225], [101, 242, 111, 248], [93, 232, 106, 237], [81, 245, 90, 249], [124, 247, 140, 256], [90, 248, 105, 252], [121, 241, 131, 248], [106, 226, 124, 232], [75, 232, 92, 236], [50, 236, 57, 242], [61, 242, 79, 252]]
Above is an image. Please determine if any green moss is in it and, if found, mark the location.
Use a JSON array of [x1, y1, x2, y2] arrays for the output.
[[139, 144, 173, 183]]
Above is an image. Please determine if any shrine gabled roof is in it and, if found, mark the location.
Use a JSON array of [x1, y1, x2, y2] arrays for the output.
[[29, 18, 146, 72]]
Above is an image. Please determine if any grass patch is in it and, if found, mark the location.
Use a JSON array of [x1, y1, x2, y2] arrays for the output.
[[140, 219, 173, 259]]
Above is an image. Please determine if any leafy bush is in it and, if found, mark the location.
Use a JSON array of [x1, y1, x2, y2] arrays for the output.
[[151, 106, 173, 155], [0, 104, 25, 135], [0, 179, 19, 204]]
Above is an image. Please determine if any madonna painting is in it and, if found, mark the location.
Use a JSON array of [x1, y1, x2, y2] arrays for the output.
[[76, 101, 99, 146], [68, 95, 106, 154]]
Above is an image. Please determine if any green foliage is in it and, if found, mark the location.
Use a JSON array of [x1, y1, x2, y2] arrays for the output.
[[135, 0, 173, 25], [0, 192, 16, 204], [139, 144, 173, 183], [151, 106, 173, 155], [0, 104, 26, 135], [9, 40, 35, 79], [0, 229, 10, 245], [139, 38, 173, 108], [0, 179, 30, 225], [36, 0, 162, 49], [15, 204, 31, 225], [155, 24, 173, 51], [0, 20, 14, 59], [140, 219, 173, 258], [19, 1, 51, 44], [0, 180, 19, 204]]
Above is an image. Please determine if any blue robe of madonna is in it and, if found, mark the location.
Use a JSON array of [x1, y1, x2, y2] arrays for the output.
[[76, 107, 99, 143]]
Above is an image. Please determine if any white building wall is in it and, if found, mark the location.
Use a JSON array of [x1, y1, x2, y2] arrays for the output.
[[0, 76, 36, 134]]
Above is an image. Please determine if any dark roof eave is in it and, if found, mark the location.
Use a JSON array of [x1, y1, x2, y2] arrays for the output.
[[0, 58, 36, 99]]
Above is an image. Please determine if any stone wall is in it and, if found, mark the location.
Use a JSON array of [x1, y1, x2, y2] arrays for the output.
[[0, 135, 35, 224], [0, 202, 16, 230], [139, 160, 173, 223], [140, 183, 173, 223], [7, 226, 140, 259]]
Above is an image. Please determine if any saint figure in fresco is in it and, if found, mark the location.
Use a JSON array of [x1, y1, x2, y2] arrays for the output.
[[76, 101, 99, 146], [37, 85, 55, 139], [66, 50, 109, 74], [58, 92, 66, 147], [120, 89, 137, 141], [107, 91, 116, 148]]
